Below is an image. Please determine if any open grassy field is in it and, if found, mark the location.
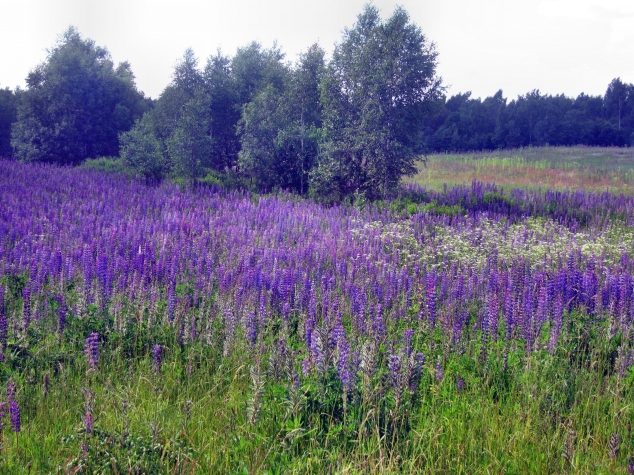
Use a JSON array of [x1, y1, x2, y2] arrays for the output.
[[406, 146, 634, 194], [1, 160, 634, 473]]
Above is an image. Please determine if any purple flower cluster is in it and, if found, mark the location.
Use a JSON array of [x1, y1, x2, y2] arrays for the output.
[[6, 381, 19, 433], [84, 332, 99, 370], [1, 160, 634, 412], [152, 344, 163, 373]]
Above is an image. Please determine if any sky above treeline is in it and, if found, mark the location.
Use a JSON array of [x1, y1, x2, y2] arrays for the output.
[[1, 0, 633, 101]]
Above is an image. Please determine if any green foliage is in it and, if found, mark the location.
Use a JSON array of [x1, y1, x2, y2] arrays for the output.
[[120, 114, 168, 180], [0, 87, 18, 158], [312, 5, 443, 201], [79, 156, 127, 174], [11, 27, 149, 165], [238, 44, 325, 195], [1, 299, 633, 473], [167, 91, 214, 180], [427, 78, 634, 153], [63, 428, 195, 474]]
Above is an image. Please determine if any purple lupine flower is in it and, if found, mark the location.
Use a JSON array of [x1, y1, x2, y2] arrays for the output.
[[246, 310, 258, 346], [435, 356, 443, 381], [337, 336, 353, 392], [282, 302, 290, 326], [504, 289, 514, 340], [426, 271, 437, 327], [0, 401, 7, 433], [84, 332, 99, 369], [152, 344, 163, 373], [9, 399, 20, 433], [0, 313, 7, 354], [456, 375, 465, 392], [84, 411, 93, 434], [409, 352, 426, 392], [22, 286, 31, 330], [402, 328, 414, 359], [301, 357, 312, 377], [7, 380, 16, 401], [0, 285, 4, 315], [452, 312, 466, 345], [548, 295, 564, 354], [332, 320, 345, 347], [258, 292, 267, 327], [371, 304, 385, 340], [536, 284, 548, 327], [82, 245, 93, 290], [97, 254, 108, 302], [387, 353, 401, 389], [485, 292, 498, 341]]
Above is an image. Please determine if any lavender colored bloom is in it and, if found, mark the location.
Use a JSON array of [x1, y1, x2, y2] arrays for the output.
[[402, 328, 414, 359], [504, 290, 514, 340], [9, 399, 20, 433], [485, 292, 498, 341], [548, 295, 564, 354], [426, 272, 437, 327], [84, 411, 93, 434], [435, 356, 443, 381], [371, 305, 385, 340], [152, 344, 163, 373], [301, 357, 312, 376], [409, 352, 426, 391], [387, 353, 401, 389], [337, 337, 353, 392], [456, 375, 465, 392], [0, 313, 7, 353], [246, 310, 258, 346], [22, 286, 31, 330], [258, 292, 267, 327], [7, 380, 16, 401], [0, 401, 7, 433], [84, 332, 99, 369]]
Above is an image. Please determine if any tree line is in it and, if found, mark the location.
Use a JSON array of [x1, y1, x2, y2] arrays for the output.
[[0, 4, 632, 202], [425, 81, 634, 152]]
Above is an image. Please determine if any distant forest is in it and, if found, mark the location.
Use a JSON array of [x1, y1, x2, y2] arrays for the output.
[[0, 4, 633, 201], [424, 83, 634, 152]]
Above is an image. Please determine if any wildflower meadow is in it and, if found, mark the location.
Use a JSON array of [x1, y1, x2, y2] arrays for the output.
[[1, 159, 634, 473]]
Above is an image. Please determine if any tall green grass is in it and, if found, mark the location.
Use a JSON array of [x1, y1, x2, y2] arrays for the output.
[[1, 305, 632, 473]]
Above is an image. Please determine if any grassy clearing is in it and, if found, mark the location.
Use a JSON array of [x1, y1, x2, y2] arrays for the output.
[[406, 146, 634, 194]]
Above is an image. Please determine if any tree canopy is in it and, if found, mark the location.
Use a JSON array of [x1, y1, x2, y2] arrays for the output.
[[3, 6, 634, 201], [311, 5, 443, 201], [0, 87, 18, 158], [11, 27, 149, 165]]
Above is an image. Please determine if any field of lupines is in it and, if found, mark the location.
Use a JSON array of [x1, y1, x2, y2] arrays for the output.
[[1, 160, 634, 473]]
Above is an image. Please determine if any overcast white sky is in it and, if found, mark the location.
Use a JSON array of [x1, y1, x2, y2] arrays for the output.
[[1, 0, 633, 101]]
